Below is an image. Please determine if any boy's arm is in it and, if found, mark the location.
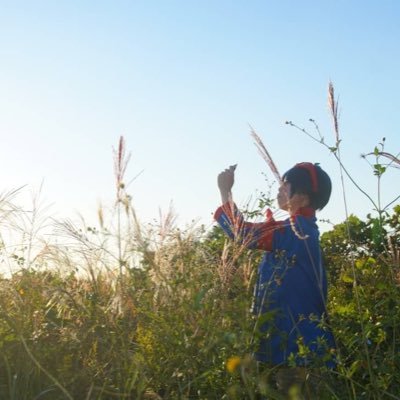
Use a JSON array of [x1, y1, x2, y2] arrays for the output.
[[215, 165, 282, 251], [214, 203, 281, 251]]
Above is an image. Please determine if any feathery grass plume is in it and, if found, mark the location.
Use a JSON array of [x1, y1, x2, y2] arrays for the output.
[[158, 202, 177, 242], [250, 127, 309, 240], [217, 237, 248, 289], [97, 201, 104, 229], [113, 136, 131, 201], [250, 126, 282, 183], [113, 136, 131, 275], [328, 81, 340, 144]]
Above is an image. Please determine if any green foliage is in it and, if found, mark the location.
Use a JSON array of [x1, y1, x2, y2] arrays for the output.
[[2, 205, 400, 399], [1, 135, 400, 399], [321, 209, 400, 399], [0, 217, 261, 399]]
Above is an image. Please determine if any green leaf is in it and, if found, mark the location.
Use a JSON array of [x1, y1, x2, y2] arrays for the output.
[[371, 218, 383, 246], [257, 311, 276, 325], [348, 360, 361, 378], [355, 259, 364, 269], [376, 282, 387, 290], [342, 274, 354, 283], [193, 288, 207, 310], [373, 164, 386, 176]]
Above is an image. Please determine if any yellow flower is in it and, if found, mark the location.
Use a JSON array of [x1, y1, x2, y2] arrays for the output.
[[19, 288, 24, 295], [226, 356, 241, 373]]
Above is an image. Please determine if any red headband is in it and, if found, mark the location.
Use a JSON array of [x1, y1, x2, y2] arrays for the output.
[[295, 162, 318, 192]]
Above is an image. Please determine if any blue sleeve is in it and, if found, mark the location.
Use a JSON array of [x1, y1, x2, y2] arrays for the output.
[[214, 203, 279, 251]]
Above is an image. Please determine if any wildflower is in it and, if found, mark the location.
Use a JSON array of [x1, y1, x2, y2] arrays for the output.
[[19, 288, 24, 295], [226, 356, 241, 373]]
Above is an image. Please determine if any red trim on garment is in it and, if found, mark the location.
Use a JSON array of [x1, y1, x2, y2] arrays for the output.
[[255, 219, 285, 251], [214, 203, 285, 251], [265, 208, 273, 221], [214, 203, 315, 251], [294, 207, 316, 218], [214, 201, 237, 221], [295, 162, 318, 192], [213, 206, 224, 221]]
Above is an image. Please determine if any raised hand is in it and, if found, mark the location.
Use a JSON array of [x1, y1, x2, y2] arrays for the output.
[[217, 164, 237, 203]]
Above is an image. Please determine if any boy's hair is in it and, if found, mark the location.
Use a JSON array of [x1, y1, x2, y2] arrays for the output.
[[282, 162, 331, 210]]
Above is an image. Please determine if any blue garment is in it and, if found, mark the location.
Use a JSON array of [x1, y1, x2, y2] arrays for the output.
[[215, 204, 336, 367]]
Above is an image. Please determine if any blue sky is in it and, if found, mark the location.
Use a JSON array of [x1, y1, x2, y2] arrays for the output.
[[0, 1, 399, 230]]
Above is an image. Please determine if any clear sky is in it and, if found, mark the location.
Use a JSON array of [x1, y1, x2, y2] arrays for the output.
[[1, 1, 399, 232]]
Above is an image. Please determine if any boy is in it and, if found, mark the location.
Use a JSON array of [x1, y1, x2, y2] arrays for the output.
[[214, 163, 335, 397]]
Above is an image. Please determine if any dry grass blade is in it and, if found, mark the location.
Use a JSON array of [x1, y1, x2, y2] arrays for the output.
[[250, 127, 310, 239], [250, 126, 282, 182]]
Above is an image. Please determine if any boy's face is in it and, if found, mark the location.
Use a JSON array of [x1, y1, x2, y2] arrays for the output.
[[277, 180, 310, 213], [277, 181, 291, 211]]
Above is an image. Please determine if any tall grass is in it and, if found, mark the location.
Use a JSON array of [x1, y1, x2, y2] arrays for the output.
[[0, 138, 257, 399], [0, 89, 399, 398]]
